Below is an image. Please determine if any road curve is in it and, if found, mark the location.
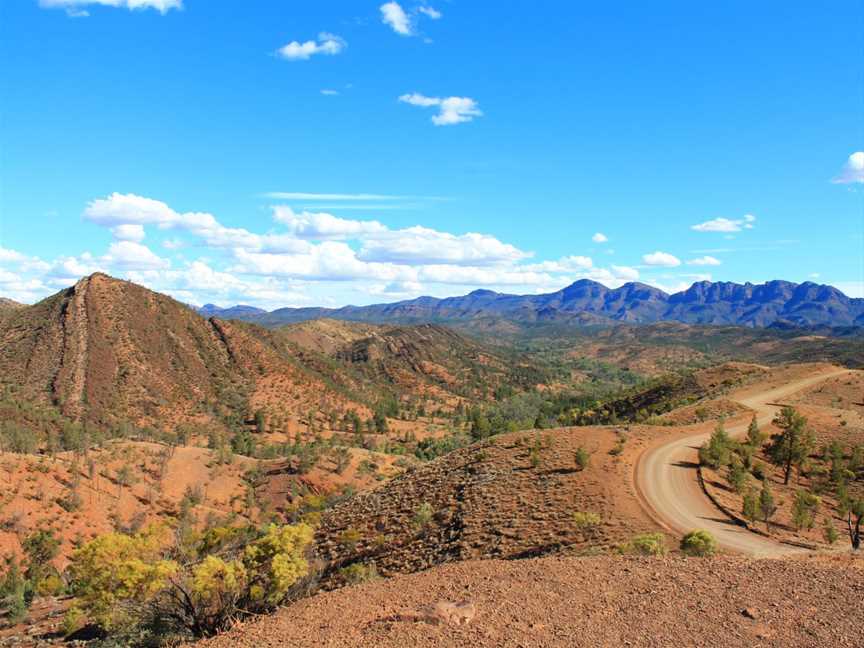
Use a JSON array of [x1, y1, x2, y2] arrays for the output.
[[636, 368, 854, 557]]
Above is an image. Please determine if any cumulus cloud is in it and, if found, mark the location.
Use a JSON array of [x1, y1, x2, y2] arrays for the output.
[[84, 192, 177, 226], [102, 241, 170, 270], [380, 2, 413, 35], [276, 33, 346, 61], [272, 207, 388, 240], [359, 226, 530, 266], [592, 232, 608, 243], [111, 224, 145, 242], [611, 265, 640, 281], [84, 193, 265, 251], [367, 280, 425, 299], [691, 214, 756, 233], [642, 251, 681, 267], [525, 256, 593, 273], [38, 0, 181, 15], [399, 93, 483, 126], [687, 256, 721, 266], [832, 151, 864, 184], [4, 191, 688, 309]]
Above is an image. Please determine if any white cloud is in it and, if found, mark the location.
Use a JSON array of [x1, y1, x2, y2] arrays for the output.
[[84, 192, 177, 226], [611, 265, 639, 281], [367, 280, 425, 298], [320, 89, 340, 96], [102, 241, 170, 271], [525, 256, 593, 273], [418, 6, 442, 19], [276, 33, 346, 61], [832, 151, 864, 184], [111, 224, 145, 242], [84, 193, 265, 251], [0, 248, 27, 264], [399, 93, 483, 126], [5, 191, 726, 310], [359, 226, 530, 266], [233, 243, 412, 282], [642, 251, 681, 267], [691, 214, 756, 233], [831, 281, 863, 298], [272, 207, 388, 240], [687, 255, 722, 266], [380, 2, 413, 35], [38, 0, 181, 15], [592, 232, 608, 243]]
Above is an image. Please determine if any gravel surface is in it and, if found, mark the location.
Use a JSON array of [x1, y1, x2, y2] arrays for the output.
[[194, 553, 863, 648]]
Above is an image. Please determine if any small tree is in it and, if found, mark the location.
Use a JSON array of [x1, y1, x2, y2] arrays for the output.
[[759, 482, 777, 533], [0, 557, 28, 623], [372, 409, 389, 435], [22, 529, 60, 589], [822, 517, 839, 545], [742, 488, 759, 524], [727, 461, 749, 494], [768, 407, 814, 485], [838, 495, 863, 550], [699, 422, 731, 469], [746, 416, 764, 448], [254, 410, 266, 435], [332, 446, 351, 474], [791, 490, 820, 531], [680, 530, 717, 556]]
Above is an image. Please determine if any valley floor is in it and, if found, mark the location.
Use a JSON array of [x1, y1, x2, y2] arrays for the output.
[[194, 552, 862, 648]]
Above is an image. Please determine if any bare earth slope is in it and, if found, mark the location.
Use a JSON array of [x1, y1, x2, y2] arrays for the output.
[[637, 364, 856, 556], [196, 553, 863, 648], [0, 273, 368, 430]]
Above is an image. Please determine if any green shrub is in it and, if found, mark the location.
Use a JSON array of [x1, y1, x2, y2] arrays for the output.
[[574, 447, 590, 471], [67, 522, 314, 638], [791, 490, 820, 531], [619, 532, 667, 556], [413, 502, 434, 528], [680, 530, 717, 556], [822, 517, 839, 545], [339, 563, 378, 585], [338, 527, 362, 550], [572, 511, 601, 528]]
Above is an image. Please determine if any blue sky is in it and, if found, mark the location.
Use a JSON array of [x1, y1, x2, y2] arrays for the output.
[[1, 0, 862, 308]]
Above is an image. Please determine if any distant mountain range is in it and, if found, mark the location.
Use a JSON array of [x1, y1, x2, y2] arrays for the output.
[[199, 279, 864, 331]]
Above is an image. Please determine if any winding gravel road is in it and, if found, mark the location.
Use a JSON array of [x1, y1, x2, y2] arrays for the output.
[[636, 368, 854, 557]]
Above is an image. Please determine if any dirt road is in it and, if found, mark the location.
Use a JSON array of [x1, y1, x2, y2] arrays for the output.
[[636, 367, 854, 556]]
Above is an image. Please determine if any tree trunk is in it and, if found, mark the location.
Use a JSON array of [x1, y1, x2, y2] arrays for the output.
[[851, 513, 862, 551]]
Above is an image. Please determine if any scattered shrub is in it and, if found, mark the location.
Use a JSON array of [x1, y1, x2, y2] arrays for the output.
[[574, 446, 591, 471], [572, 511, 601, 528], [413, 502, 433, 529], [619, 532, 666, 556], [680, 530, 717, 557], [339, 563, 378, 585]]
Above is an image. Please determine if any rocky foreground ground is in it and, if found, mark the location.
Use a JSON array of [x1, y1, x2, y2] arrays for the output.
[[195, 553, 862, 648]]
